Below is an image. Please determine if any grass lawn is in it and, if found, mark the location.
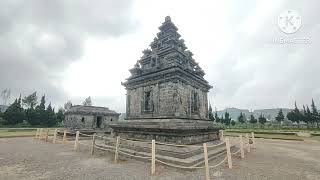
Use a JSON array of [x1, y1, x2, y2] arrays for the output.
[[224, 131, 320, 141], [0, 129, 37, 138]]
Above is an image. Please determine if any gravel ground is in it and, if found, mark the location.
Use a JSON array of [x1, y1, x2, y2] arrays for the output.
[[0, 137, 319, 180]]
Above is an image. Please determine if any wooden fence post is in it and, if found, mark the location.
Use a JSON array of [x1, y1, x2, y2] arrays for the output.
[[151, 140, 156, 175], [91, 133, 96, 156], [39, 128, 43, 140], [114, 136, 120, 163], [203, 143, 210, 180], [53, 129, 57, 144], [239, 135, 244, 159], [251, 132, 255, 149], [34, 128, 39, 139], [74, 131, 80, 151], [225, 138, 233, 169], [63, 130, 67, 144], [45, 129, 49, 142], [220, 130, 224, 141], [246, 133, 250, 153]]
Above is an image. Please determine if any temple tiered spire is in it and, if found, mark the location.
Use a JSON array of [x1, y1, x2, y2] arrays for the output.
[[129, 16, 205, 78]]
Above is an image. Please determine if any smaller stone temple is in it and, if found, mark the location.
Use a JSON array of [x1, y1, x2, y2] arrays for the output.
[[64, 105, 120, 132]]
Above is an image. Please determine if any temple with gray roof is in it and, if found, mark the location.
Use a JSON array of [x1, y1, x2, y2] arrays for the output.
[[64, 105, 120, 132]]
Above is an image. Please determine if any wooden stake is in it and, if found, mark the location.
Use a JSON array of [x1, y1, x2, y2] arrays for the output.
[[45, 129, 49, 142], [114, 136, 120, 163], [251, 132, 255, 149], [74, 131, 80, 151], [91, 133, 96, 156], [220, 130, 224, 141], [203, 143, 210, 180], [225, 138, 233, 169], [151, 140, 156, 175], [34, 128, 38, 139], [63, 130, 67, 144], [246, 133, 250, 153], [39, 128, 43, 140], [53, 129, 57, 144], [239, 135, 244, 159]]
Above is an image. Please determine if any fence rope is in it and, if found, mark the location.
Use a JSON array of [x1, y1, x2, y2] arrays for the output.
[[94, 145, 115, 152], [206, 141, 226, 148], [209, 156, 227, 169], [119, 137, 151, 144], [231, 149, 241, 155], [155, 142, 202, 148], [79, 132, 94, 137], [155, 159, 204, 169], [118, 150, 151, 159]]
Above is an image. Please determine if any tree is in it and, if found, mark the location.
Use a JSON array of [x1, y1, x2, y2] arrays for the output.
[[249, 114, 257, 124], [238, 112, 245, 124], [275, 109, 284, 124], [231, 120, 236, 126], [3, 96, 25, 125], [22, 92, 38, 109], [64, 100, 72, 111], [214, 111, 220, 123], [35, 95, 47, 126], [224, 111, 231, 126], [311, 99, 319, 128], [208, 104, 214, 121], [83, 96, 92, 106], [287, 102, 303, 128], [305, 106, 313, 128], [45, 103, 57, 127], [258, 114, 267, 125], [56, 108, 64, 123]]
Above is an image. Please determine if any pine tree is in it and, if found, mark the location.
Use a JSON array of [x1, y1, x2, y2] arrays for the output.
[[3, 97, 25, 125], [249, 114, 257, 124], [214, 111, 220, 123], [22, 92, 37, 109], [306, 106, 313, 129], [238, 112, 245, 123], [56, 108, 64, 123], [208, 104, 214, 121], [258, 114, 267, 125], [275, 109, 284, 124], [46, 103, 57, 127], [35, 95, 47, 126], [224, 111, 231, 126]]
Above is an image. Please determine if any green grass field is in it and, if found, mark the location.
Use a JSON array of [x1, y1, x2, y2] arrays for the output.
[[0, 128, 37, 137]]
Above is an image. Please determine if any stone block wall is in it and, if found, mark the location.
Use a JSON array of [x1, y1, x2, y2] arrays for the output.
[[126, 80, 208, 120]]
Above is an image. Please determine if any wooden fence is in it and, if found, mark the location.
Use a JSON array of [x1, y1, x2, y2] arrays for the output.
[[34, 128, 256, 180]]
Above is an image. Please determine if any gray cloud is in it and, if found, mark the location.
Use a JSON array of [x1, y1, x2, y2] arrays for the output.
[[207, 0, 320, 110], [0, 0, 136, 106]]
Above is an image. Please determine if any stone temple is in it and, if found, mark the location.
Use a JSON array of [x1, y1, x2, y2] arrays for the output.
[[110, 16, 220, 144]]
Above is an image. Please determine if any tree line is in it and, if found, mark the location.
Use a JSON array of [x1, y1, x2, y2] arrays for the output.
[[0, 92, 64, 127], [208, 99, 320, 129]]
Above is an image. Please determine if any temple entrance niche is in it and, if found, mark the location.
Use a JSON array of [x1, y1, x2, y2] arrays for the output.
[[96, 116, 102, 128]]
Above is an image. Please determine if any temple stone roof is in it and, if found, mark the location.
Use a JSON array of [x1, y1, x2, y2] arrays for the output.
[[123, 16, 212, 91], [65, 105, 119, 116]]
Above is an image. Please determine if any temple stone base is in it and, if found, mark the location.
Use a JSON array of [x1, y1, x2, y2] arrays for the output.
[[109, 119, 221, 145]]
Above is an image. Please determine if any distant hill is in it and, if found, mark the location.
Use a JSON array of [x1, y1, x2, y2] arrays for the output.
[[216, 107, 292, 121]]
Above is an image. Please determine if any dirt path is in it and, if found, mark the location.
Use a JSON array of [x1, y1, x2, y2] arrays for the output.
[[0, 137, 319, 180]]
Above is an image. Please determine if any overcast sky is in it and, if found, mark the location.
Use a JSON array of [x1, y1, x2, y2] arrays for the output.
[[1, 0, 320, 112]]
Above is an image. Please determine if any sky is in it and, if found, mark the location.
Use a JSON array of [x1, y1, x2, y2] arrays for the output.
[[0, 0, 320, 113]]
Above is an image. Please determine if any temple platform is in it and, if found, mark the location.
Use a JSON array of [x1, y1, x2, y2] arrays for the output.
[[109, 119, 221, 145]]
